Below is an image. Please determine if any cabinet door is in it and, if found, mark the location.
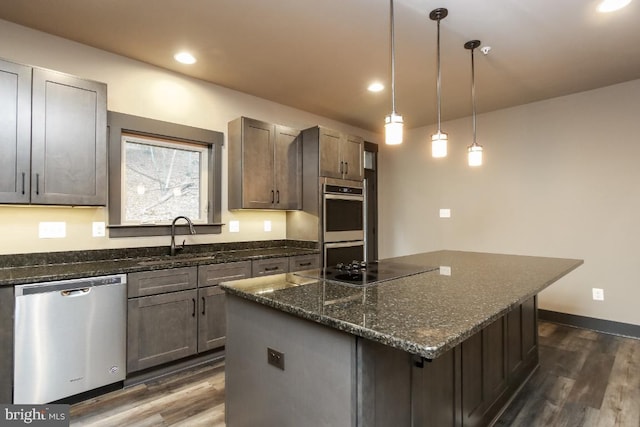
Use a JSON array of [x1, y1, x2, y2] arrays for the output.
[[198, 261, 251, 287], [127, 289, 198, 373], [289, 254, 320, 272], [342, 134, 364, 181], [31, 68, 107, 205], [252, 257, 289, 277], [318, 128, 342, 178], [0, 60, 31, 204], [274, 125, 301, 209], [241, 118, 275, 208], [198, 286, 226, 352]]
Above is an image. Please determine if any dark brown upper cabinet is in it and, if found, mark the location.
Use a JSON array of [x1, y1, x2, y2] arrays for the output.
[[0, 58, 107, 206], [228, 117, 301, 210], [305, 126, 364, 181]]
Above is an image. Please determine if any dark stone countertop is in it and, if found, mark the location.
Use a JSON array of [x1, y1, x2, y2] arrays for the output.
[[220, 250, 583, 359], [0, 240, 319, 287]]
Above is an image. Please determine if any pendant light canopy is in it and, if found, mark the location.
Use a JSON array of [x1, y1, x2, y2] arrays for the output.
[[385, 0, 403, 145], [465, 40, 483, 167], [430, 8, 448, 158]]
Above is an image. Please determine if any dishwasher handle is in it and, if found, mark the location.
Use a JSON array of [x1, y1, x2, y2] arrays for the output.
[[61, 287, 91, 297]]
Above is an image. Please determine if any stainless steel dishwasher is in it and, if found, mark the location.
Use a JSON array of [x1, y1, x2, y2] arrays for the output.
[[14, 274, 127, 404]]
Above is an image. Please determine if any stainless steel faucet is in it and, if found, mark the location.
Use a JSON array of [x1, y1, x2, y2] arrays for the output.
[[170, 216, 196, 256]]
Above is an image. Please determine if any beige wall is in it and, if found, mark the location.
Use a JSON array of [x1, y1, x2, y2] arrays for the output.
[[379, 78, 640, 326], [0, 19, 379, 255]]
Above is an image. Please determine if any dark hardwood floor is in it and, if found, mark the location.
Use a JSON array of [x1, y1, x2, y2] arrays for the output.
[[70, 321, 640, 426]]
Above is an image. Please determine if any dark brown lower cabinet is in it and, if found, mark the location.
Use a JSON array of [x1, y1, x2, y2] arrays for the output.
[[127, 290, 198, 373], [410, 296, 539, 427], [197, 286, 226, 352]]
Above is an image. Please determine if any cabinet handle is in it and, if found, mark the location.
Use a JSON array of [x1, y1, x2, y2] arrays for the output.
[[344, 162, 349, 175], [340, 161, 344, 174], [264, 266, 280, 271], [192, 298, 196, 317], [35, 173, 40, 196], [21, 172, 25, 195], [201, 296, 206, 315], [271, 190, 275, 203], [276, 190, 280, 204], [299, 262, 312, 267]]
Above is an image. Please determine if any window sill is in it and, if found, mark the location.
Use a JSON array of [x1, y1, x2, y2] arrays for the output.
[[108, 223, 224, 238]]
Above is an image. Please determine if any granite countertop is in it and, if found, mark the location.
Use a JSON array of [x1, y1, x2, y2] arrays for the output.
[[220, 250, 583, 359], [0, 241, 318, 287]]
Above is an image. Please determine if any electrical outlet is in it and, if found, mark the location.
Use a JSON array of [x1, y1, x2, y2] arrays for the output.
[[92, 221, 106, 237], [439, 266, 452, 276], [39, 222, 66, 238], [439, 208, 451, 218], [592, 288, 604, 301], [264, 220, 272, 232], [229, 220, 240, 232]]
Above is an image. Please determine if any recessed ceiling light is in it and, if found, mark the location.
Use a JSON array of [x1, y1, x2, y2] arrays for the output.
[[368, 82, 384, 92], [597, 0, 632, 12], [174, 52, 197, 64]]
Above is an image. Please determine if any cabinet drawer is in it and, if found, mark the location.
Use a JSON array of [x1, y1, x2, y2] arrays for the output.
[[289, 254, 320, 272], [198, 261, 252, 288], [128, 267, 197, 298], [252, 257, 289, 277]]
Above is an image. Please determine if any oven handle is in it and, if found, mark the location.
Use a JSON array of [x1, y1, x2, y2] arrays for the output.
[[324, 240, 365, 249], [324, 193, 364, 201]]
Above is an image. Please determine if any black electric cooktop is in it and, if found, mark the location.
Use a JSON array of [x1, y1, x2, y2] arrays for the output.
[[295, 260, 438, 286]]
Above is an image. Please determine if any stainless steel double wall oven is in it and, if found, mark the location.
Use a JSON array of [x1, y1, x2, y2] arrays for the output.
[[322, 180, 365, 267]]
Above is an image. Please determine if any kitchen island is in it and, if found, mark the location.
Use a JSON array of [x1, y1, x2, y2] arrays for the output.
[[221, 250, 583, 427]]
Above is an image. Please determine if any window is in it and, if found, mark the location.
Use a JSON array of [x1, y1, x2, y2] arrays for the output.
[[108, 112, 223, 237]]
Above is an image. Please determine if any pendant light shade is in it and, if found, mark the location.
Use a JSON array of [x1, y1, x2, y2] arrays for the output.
[[465, 40, 483, 167], [385, 0, 403, 145], [430, 8, 448, 158]]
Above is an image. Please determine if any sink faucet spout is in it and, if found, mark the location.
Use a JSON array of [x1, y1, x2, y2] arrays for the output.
[[170, 216, 196, 256]]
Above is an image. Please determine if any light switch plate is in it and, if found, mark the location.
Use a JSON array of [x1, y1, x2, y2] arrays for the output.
[[229, 220, 240, 233], [39, 222, 66, 239], [592, 288, 604, 301], [92, 221, 106, 237], [439, 208, 451, 218]]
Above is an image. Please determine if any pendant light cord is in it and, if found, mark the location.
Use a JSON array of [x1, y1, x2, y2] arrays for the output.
[[436, 18, 442, 133], [390, 0, 397, 114], [471, 45, 477, 145]]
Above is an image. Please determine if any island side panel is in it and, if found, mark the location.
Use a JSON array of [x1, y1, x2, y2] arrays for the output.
[[225, 294, 357, 427]]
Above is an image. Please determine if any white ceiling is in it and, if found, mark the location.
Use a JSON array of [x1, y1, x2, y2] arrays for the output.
[[1, 0, 639, 133]]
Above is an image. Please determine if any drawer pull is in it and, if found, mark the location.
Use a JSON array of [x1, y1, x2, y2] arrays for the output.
[[299, 262, 312, 267], [264, 266, 280, 271]]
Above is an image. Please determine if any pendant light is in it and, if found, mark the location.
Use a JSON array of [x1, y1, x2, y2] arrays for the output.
[[385, 0, 403, 145], [430, 8, 448, 158], [465, 40, 483, 167]]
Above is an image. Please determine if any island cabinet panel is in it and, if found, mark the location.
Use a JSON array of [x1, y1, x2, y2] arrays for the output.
[[461, 317, 508, 427], [127, 289, 198, 373], [226, 294, 357, 427], [0, 287, 13, 403]]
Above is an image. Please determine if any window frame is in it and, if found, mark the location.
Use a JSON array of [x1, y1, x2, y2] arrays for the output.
[[107, 111, 223, 238]]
